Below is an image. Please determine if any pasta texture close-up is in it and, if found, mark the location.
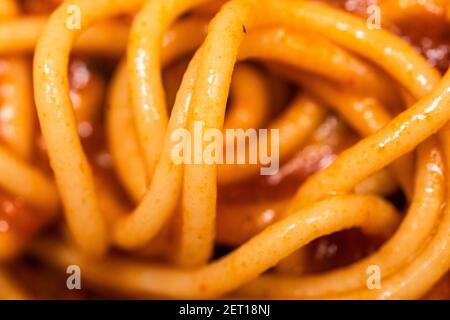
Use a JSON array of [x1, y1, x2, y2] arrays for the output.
[[0, 0, 450, 300]]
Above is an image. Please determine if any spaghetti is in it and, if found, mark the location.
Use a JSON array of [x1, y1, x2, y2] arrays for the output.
[[0, 0, 449, 299]]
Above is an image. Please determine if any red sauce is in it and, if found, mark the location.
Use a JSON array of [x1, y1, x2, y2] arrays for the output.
[[20, 0, 63, 14], [0, 192, 48, 240]]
